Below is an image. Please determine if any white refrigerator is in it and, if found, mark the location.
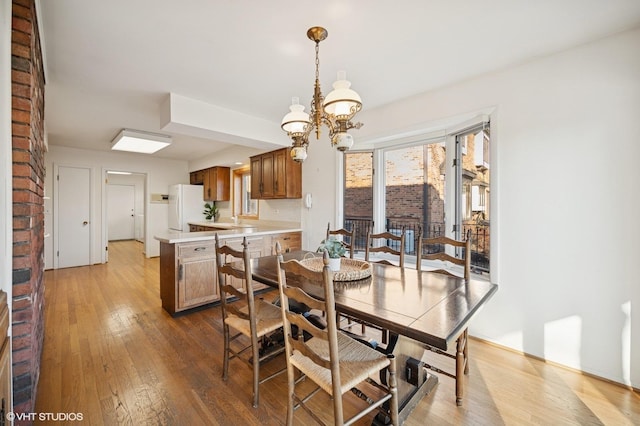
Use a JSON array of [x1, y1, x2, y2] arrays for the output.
[[168, 184, 205, 231]]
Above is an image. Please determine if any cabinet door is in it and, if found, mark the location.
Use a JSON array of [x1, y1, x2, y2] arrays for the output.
[[204, 167, 230, 201], [190, 170, 205, 185], [250, 156, 262, 198], [270, 232, 302, 254], [274, 149, 287, 198], [261, 153, 275, 198], [178, 256, 218, 309]]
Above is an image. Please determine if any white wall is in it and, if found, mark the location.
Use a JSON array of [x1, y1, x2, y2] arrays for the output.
[[45, 145, 190, 260], [330, 28, 639, 387]]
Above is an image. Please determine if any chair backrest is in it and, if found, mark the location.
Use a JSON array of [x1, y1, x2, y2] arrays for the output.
[[365, 227, 405, 267], [326, 222, 355, 259], [214, 235, 257, 329], [416, 228, 471, 280], [276, 248, 343, 400]]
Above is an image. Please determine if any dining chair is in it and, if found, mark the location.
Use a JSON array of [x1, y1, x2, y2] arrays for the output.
[[326, 222, 355, 259], [365, 228, 405, 267], [214, 234, 285, 408], [276, 249, 399, 425], [415, 228, 471, 406], [355, 227, 406, 343]]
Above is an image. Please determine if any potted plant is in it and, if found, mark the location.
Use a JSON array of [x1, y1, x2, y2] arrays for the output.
[[203, 202, 219, 222], [317, 237, 346, 271]]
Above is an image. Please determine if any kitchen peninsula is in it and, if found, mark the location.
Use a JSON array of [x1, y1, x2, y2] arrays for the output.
[[155, 222, 301, 315]]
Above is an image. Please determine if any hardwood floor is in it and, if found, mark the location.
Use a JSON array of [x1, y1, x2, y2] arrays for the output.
[[36, 240, 639, 425]]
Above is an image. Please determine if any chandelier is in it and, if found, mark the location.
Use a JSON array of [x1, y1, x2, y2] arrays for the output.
[[281, 27, 363, 162]]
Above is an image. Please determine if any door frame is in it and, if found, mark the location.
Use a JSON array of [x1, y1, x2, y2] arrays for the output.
[[101, 168, 148, 263], [53, 163, 93, 269]]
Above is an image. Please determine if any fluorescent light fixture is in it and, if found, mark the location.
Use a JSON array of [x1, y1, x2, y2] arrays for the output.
[[111, 129, 172, 154]]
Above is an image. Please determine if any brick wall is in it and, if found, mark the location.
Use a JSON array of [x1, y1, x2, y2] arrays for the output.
[[11, 0, 46, 418]]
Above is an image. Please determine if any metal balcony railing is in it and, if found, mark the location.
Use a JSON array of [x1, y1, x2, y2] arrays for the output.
[[343, 216, 490, 275]]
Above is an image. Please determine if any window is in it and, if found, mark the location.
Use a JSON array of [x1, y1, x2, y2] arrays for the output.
[[342, 121, 491, 276], [233, 168, 258, 218], [343, 152, 374, 252]]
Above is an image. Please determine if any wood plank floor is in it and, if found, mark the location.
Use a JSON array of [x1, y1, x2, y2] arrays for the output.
[[35, 240, 640, 425]]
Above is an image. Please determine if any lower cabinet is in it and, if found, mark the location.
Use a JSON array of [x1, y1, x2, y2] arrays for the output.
[[160, 231, 302, 315], [161, 241, 218, 315]]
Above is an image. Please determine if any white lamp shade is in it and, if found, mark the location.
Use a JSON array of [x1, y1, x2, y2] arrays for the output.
[[332, 132, 353, 151], [290, 146, 308, 162], [323, 71, 361, 117], [281, 100, 310, 134]]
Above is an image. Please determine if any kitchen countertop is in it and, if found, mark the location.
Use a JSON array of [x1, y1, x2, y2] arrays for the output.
[[154, 224, 302, 244]]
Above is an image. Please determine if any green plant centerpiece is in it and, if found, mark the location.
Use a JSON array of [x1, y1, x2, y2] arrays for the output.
[[203, 202, 219, 221], [317, 237, 345, 271]]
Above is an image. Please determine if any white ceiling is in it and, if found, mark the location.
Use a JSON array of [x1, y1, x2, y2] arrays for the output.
[[37, 0, 640, 161]]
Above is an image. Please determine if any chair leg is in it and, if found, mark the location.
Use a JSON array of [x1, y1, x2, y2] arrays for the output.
[[222, 323, 230, 381], [387, 355, 399, 425], [286, 362, 296, 426], [455, 335, 465, 406], [252, 336, 260, 408]]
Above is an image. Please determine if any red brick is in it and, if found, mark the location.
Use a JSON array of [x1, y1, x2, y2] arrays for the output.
[[12, 108, 31, 125], [12, 96, 30, 112]]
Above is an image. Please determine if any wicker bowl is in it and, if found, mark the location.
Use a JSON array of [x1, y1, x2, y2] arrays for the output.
[[300, 256, 372, 281]]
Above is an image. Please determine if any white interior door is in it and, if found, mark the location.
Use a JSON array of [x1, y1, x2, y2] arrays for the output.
[[57, 165, 91, 268], [107, 184, 135, 241]]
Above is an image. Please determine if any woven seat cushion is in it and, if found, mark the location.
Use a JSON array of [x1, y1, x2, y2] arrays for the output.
[[290, 331, 390, 395], [225, 299, 283, 338]]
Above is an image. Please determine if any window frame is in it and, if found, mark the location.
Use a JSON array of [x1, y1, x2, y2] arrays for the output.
[[232, 167, 258, 219], [339, 115, 492, 279]]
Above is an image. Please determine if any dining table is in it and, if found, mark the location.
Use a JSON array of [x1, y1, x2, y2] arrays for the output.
[[249, 250, 498, 423]]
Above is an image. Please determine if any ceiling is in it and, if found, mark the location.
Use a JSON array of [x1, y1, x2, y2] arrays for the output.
[[37, 0, 640, 161]]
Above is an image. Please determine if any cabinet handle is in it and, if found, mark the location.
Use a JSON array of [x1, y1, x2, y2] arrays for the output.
[[275, 180, 278, 191], [283, 237, 290, 240], [194, 247, 207, 251], [178, 264, 183, 281]]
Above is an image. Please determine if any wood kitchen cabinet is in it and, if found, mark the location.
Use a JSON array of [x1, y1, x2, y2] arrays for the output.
[[159, 230, 302, 315], [190, 169, 205, 185], [160, 241, 218, 315], [268, 231, 302, 254], [219, 235, 269, 291], [250, 148, 301, 199], [203, 166, 230, 201]]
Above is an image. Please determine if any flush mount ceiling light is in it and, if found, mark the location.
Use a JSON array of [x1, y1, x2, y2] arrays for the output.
[[111, 129, 172, 154], [281, 27, 363, 163]]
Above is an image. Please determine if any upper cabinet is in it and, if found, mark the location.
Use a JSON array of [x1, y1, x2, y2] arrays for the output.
[[250, 148, 301, 199], [189, 169, 205, 185], [190, 167, 230, 201]]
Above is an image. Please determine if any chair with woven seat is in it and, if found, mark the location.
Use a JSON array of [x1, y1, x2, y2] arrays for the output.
[[214, 234, 285, 408], [364, 228, 405, 268], [276, 247, 399, 425], [326, 222, 355, 259], [415, 228, 471, 405]]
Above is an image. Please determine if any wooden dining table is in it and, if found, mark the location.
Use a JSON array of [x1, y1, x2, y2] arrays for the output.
[[249, 250, 498, 422]]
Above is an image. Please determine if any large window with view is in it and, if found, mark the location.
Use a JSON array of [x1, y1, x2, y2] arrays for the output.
[[342, 124, 490, 276]]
